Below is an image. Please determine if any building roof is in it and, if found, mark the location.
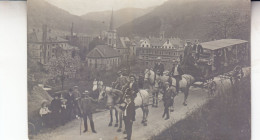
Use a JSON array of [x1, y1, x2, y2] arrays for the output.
[[167, 38, 183, 47], [60, 44, 80, 51], [149, 38, 167, 46], [86, 45, 121, 58], [117, 37, 132, 49], [201, 39, 248, 50], [28, 30, 68, 43]]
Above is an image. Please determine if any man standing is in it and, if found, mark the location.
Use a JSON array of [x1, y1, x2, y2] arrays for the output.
[[123, 96, 136, 140], [124, 75, 138, 100], [73, 86, 81, 119], [65, 88, 74, 120], [162, 82, 176, 120], [50, 93, 62, 127], [170, 60, 184, 93], [153, 57, 164, 76], [78, 90, 97, 133]]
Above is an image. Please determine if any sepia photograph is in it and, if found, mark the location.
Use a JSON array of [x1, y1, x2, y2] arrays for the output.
[[27, 0, 251, 140]]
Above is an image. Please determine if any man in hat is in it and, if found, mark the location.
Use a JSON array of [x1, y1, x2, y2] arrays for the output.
[[162, 82, 176, 120], [78, 90, 97, 133], [170, 59, 184, 93], [73, 86, 81, 119], [50, 93, 62, 127], [123, 95, 136, 140], [153, 57, 164, 76], [123, 75, 139, 100], [65, 88, 75, 120], [114, 71, 129, 91]]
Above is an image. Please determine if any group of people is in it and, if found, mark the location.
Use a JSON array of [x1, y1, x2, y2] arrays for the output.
[[153, 57, 183, 119], [39, 86, 97, 133]]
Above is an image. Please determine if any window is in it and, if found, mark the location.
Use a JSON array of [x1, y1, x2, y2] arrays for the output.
[[146, 62, 148, 65], [146, 45, 149, 47]]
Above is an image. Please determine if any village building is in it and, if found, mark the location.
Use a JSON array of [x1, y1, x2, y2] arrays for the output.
[[65, 23, 94, 53], [86, 45, 121, 70], [28, 25, 79, 64], [107, 10, 117, 48], [136, 36, 184, 69], [117, 37, 137, 62]]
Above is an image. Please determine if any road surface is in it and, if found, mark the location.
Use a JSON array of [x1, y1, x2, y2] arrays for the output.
[[31, 76, 232, 140]]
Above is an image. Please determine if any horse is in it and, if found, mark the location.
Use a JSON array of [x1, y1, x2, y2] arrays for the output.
[[93, 79, 123, 129], [93, 81, 150, 132], [144, 69, 195, 106]]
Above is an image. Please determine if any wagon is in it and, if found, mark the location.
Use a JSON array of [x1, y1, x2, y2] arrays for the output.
[[198, 39, 249, 81]]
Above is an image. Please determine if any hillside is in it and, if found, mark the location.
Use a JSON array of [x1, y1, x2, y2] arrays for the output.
[[81, 7, 154, 28], [27, 0, 105, 35], [118, 0, 250, 41]]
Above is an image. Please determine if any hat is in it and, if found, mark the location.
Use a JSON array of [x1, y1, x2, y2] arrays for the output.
[[41, 100, 48, 107], [82, 90, 89, 95], [165, 82, 170, 85], [61, 99, 67, 102], [73, 86, 78, 89], [118, 71, 122, 74], [129, 74, 135, 78], [157, 57, 161, 60]]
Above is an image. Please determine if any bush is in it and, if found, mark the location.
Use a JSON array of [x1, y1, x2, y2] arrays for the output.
[[151, 76, 251, 140]]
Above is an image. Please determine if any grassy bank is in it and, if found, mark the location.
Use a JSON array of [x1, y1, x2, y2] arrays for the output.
[[151, 76, 251, 140]]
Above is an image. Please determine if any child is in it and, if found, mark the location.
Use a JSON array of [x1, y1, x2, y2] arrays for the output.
[[39, 100, 51, 127]]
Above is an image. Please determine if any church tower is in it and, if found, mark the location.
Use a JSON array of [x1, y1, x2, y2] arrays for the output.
[[107, 9, 117, 48]]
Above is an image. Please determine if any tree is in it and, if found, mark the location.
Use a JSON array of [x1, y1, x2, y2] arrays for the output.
[[46, 54, 81, 89], [207, 10, 245, 40]]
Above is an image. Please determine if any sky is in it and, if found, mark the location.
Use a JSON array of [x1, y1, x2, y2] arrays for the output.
[[45, 0, 168, 16]]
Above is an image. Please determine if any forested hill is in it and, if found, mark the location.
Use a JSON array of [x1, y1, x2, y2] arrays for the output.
[[27, 0, 105, 35], [117, 0, 250, 42], [81, 7, 154, 29]]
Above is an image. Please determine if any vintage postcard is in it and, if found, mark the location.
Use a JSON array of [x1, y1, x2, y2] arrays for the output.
[[27, 0, 251, 140]]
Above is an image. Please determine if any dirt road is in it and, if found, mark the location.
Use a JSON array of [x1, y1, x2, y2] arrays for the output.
[[32, 76, 232, 140]]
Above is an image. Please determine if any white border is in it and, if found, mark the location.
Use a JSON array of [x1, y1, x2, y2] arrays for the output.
[[0, 1, 259, 140]]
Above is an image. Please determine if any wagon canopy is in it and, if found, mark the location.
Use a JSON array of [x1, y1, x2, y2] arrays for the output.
[[201, 39, 248, 50]]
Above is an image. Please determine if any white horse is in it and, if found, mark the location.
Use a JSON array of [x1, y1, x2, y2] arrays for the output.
[[93, 81, 150, 132], [144, 69, 195, 106]]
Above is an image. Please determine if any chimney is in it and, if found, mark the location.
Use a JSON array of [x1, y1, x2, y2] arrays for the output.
[[42, 24, 47, 43], [71, 22, 74, 37]]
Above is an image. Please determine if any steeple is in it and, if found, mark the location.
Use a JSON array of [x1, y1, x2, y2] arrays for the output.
[[71, 22, 74, 36], [109, 9, 114, 31]]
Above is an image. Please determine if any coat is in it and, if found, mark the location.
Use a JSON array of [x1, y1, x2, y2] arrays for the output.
[[50, 99, 61, 113], [65, 92, 74, 109], [154, 63, 164, 75], [78, 96, 96, 115], [163, 87, 176, 107], [123, 101, 135, 121], [170, 65, 184, 77], [115, 76, 129, 89], [124, 81, 139, 93]]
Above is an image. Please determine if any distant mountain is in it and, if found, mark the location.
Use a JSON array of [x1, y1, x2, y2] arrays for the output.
[[81, 7, 154, 29], [27, 0, 105, 35], [118, 0, 250, 41]]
